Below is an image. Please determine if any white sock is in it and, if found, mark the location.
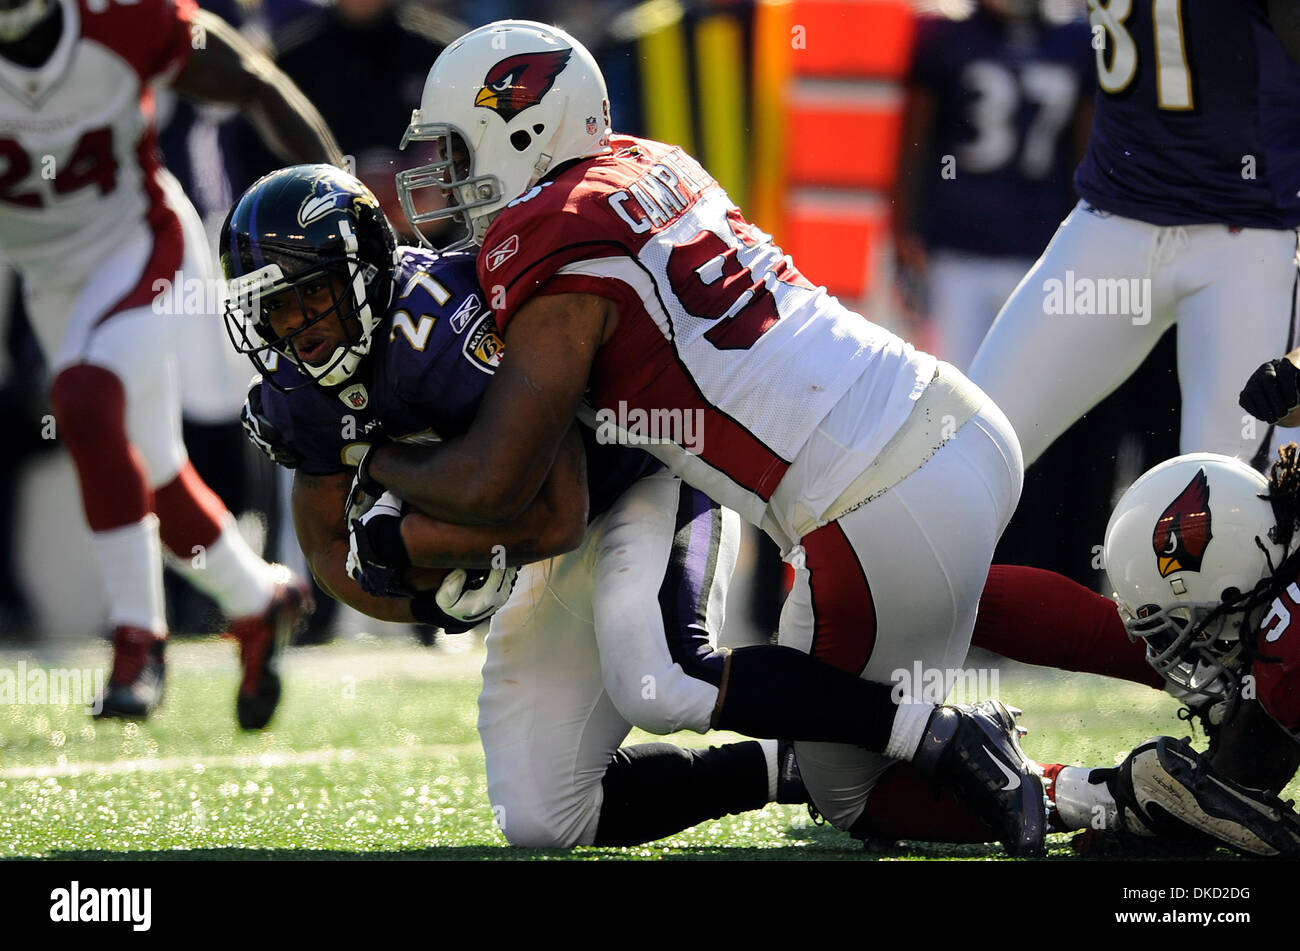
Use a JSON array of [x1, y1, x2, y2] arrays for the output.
[[758, 738, 779, 802], [884, 700, 936, 760], [174, 516, 277, 618], [1052, 766, 1118, 831], [91, 515, 166, 635]]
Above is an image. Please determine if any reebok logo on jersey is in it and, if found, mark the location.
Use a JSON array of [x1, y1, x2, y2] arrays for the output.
[[1153, 469, 1212, 577], [475, 49, 572, 122], [485, 234, 519, 271], [449, 293, 482, 333]]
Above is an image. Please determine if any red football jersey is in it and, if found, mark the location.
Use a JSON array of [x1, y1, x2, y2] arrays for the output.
[[1251, 572, 1300, 733], [479, 134, 933, 531]]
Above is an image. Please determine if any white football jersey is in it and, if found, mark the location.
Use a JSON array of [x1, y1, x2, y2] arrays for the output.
[[0, 0, 197, 276]]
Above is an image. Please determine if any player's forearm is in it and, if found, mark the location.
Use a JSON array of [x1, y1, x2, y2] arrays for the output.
[[244, 76, 344, 167], [173, 11, 343, 166], [400, 440, 588, 566], [307, 538, 416, 623], [400, 510, 580, 568], [369, 437, 553, 526]]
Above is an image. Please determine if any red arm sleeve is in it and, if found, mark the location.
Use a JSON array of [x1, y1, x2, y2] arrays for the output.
[[972, 565, 1165, 690]]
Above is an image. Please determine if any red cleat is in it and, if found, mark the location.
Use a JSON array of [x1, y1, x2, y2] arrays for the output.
[[94, 625, 166, 719], [227, 569, 314, 730]]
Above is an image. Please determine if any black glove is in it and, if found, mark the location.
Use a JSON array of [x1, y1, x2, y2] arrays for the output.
[[346, 491, 413, 598], [241, 379, 300, 468], [1240, 358, 1300, 424]]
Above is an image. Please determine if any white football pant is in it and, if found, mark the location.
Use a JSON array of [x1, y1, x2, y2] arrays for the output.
[[969, 201, 1300, 468], [477, 468, 740, 847]]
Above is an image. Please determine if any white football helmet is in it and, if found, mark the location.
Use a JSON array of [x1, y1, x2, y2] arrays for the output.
[[1103, 453, 1284, 704], [397, 19, 611, 249]]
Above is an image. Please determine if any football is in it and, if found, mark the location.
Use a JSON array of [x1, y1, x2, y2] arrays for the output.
[[399, 565, 451, 592]]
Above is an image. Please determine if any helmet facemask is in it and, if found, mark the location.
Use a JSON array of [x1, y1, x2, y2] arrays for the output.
[[396, 123, 496, 250], [1120, 598, 1251, 704]]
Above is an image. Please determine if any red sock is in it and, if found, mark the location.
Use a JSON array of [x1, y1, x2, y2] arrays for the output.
[[1039, 762, 1072, 832], [50, 365, 152, 530], [154, 460, 226, 555], [973, 565, 1164, 690]]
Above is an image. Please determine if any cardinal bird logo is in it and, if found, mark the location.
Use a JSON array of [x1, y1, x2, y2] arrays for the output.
[[475, 49, 572, 122], [1152, 469, 1213, 577]]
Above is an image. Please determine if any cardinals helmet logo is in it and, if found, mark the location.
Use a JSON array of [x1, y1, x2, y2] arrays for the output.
[[1152, 469, 1213, 577], [475, 49, 572, 122]]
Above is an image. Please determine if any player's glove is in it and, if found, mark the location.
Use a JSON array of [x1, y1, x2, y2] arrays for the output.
[[1240, 358, 1300, 424], [241, 379, 300, 468], [431, 566, 518, 630], [407, 567, 517, 634], [344, 442, 387, 527], [346, 491, 413, 598]]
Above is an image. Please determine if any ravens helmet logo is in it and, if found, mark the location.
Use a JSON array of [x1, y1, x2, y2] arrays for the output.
[[475, 49, 572, 122], [1152, 469, 1213, 577]]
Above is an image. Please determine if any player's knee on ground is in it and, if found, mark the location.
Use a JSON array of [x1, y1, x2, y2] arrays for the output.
[[488, 789, 600, 849]]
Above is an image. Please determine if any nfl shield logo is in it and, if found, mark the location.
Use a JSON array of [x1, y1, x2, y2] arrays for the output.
[[339, 384, 369, 410], [586, 115, 597, 135]]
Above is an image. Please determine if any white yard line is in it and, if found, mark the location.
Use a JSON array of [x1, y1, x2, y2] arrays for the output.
[[0, 743, 473, 781]]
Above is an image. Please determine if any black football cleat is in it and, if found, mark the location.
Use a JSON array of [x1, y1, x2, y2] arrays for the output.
[[228, 569, 313, 730], [912, 699, 1046, 858], [1110, 735, 1300, 857], [94, 626, 165, 719]]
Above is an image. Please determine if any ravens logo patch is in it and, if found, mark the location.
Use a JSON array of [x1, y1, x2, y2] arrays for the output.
[[463, 314, 504, 374]]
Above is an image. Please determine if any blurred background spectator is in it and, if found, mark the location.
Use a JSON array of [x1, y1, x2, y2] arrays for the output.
[[894, 0, 1092, 370]]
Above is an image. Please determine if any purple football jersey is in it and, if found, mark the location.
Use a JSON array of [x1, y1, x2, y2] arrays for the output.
[[1075, 0, 1300, 227], [911, 6, 1095, 257]]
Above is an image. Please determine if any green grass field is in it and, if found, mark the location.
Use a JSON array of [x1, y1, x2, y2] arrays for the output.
[[1, 637, 1292, 860]]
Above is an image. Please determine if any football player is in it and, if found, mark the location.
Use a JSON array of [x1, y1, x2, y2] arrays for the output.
[[0, 0, 342, 725], [223, 165, 820, 848], [977, 453, 1300, 855], [379, 21, 1043, 855], [967, 0, 1300, 470]]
